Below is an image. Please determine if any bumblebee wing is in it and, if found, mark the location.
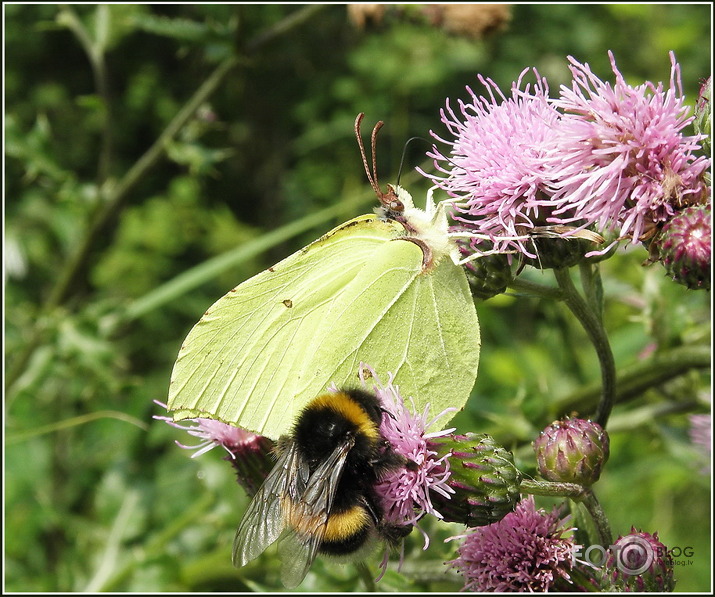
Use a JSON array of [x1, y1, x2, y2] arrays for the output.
[[232, 441, 308, 567], [277, 436, 355, 589]]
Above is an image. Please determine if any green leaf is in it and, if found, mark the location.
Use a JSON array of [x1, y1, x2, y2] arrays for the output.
[[168, 214, 480, 439]]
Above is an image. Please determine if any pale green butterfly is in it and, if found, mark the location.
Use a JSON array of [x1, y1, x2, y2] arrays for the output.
[[167, 114, 480, 439]]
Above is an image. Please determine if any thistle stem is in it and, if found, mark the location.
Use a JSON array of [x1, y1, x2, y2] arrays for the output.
[[520, 480, 612, 547], [508, 277, 565, 300], [355, 561, 377, 591], [519, 478, 587, 499], [579, 488, 612, 547], [553, 267, 616, 427]]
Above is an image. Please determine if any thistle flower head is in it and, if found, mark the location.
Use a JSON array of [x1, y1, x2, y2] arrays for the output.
[[463, 251, 514, 299], [547, 51, 711, 244], [449, 495, 578, 592], [358, 364, 455, 536], [425, 52, 711, 263], [425, 68, 565, 258], [651, 204, 711, 290], [153, 401, 274, 496], [428, 432, 522, 527]]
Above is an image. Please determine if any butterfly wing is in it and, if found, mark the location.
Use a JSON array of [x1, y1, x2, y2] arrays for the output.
[[168, 214, 480, 439]]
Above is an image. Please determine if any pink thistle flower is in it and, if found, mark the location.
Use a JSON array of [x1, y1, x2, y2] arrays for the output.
[[546, 51, 710, 244], [154, 401, 274, 496], [153, 400, 261, 459], [449, 495, 578, 592], [425, 69, 563, 258], [357, 365, 455, 543]]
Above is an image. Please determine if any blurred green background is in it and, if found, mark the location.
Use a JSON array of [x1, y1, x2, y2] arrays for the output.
[[5, 4, 711, 592]]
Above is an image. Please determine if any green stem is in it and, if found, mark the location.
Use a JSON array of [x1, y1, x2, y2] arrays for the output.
[[579, 262, 603, 319], [507, 276, 565, 300], [57, 5, 113, 185], [519, 478, 587, 499], [355, 561, 377, 592], [57, 5, 98, 62], [244, 4, 327, 53], [520, 480, 612, 548], [6, 410, 148, 444], [84, 489, 142, 592], [579, 488, 612, 546], [553, 267, 616, 427]]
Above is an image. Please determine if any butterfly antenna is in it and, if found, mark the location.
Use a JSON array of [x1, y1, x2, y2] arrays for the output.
[[355, 113, 382, 198], [371, 119, 385, 194], [355, 113, 404, 213]]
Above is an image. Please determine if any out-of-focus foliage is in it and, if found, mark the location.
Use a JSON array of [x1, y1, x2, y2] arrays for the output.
[[4, 4, 711, 592]]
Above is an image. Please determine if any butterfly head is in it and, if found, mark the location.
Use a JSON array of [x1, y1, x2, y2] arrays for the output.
[[355, 113, 459, 268]]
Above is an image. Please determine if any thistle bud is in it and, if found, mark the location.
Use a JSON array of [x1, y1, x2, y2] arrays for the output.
[[604, 529, 676, 592], [533, 418, 610, 486], [652, 205, 711, 291], [463, 249, 514, 300], [428, 433, 522, 527]]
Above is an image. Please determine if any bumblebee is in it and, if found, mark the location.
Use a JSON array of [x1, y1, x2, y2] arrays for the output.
[[232, 389, 411, 588]]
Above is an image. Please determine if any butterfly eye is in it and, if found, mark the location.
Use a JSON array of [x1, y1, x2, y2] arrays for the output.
[[382, 187, 405, 214]]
